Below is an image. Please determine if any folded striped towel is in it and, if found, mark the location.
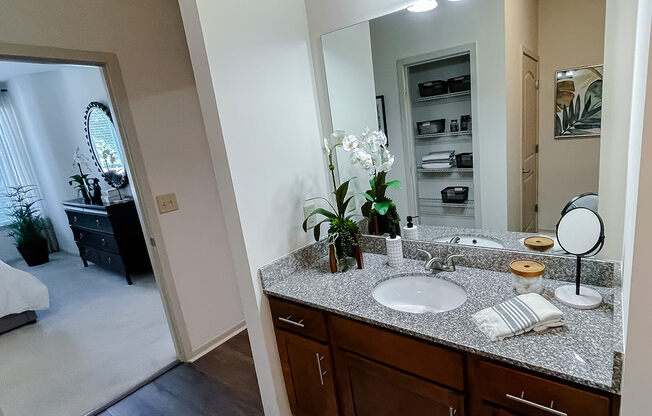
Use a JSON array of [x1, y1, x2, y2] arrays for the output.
[[472, 293, 564, 341]]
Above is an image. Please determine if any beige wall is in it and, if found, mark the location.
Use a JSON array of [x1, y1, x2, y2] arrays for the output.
[[505, 0, 538, 232], [0, 0, 244, 357], [538, 0, 605, 232]]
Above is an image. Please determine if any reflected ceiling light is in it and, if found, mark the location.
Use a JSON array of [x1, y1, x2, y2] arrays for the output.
[[407, 0, 438, 12]]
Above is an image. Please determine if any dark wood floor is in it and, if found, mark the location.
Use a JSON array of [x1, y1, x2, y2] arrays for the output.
[[98, 330, 264, 416]]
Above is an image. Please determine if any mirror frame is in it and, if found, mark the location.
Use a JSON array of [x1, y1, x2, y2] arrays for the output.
[[556, 207, 605, 256], [84, 101, 128, 189]]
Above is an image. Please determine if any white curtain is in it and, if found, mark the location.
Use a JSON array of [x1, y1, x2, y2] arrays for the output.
[[0, 89, 58, 251]]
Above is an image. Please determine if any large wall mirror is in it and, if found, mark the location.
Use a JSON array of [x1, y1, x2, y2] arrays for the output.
[[320, 0, 609, 257], [84, 101, 128, 189]]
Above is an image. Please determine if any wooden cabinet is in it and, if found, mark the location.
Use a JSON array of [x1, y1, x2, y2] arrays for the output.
[[275, 329, 338, 416], [269, 296, 619, 416], [63, 198, 151, 285]]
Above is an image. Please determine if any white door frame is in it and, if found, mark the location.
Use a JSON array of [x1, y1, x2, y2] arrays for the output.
[[396, 42, 482, 227], [0, 42, 191, 359]]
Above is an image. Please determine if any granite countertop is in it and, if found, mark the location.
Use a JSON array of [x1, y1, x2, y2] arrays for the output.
[[261, 252, 623, 393], [398, 224, 567, 254]]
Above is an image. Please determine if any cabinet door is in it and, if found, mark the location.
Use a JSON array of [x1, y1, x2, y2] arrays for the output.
[[336, 350, 464, 416], [481, 403, 521, 416], [276, 330, 338, 416]]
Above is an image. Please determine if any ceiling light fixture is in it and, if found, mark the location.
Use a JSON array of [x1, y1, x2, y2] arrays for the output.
[[407, 0, 438, 13]]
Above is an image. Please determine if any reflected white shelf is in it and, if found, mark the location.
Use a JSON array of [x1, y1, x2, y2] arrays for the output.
[[415, 130, 472, 139], [417, 167, 473, 173], [419, 198, 474, 208], [414, 90, 471, 103]]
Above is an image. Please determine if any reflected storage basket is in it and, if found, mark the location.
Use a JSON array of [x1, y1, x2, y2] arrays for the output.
[[455, 153, 473, 168], [417, 119, 446, 135], [441, 186, 469, 203], [418, 80, 448, 97], [447, 75, 471, 93]]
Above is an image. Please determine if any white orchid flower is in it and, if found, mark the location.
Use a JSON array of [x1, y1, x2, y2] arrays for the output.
[[342, 134, 358, 152], [330, 130, 346, 144], [322, 137, 331, 155]]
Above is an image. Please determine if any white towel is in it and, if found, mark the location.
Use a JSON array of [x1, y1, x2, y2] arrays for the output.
[[423, 151, 455, 162], [422, 162, 453, 169], [472, 293, 564, 341]]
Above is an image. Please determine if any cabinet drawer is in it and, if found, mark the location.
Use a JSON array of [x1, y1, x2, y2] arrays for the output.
[[72, 228, 119, 253], [269, 297, 329, 342], [329, 315, 464, 391], [475, 359, 611, 416], [66, 210, 113, 234], [78, 244, 99, 265], [98, 250, 126, 273]]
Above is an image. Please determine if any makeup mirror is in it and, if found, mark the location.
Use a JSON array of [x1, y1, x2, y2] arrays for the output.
[[561, 192, 599, 216], [554, 207, 605, 309]]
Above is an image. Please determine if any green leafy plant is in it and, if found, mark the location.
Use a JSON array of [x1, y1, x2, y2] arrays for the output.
[[555, 79, 602, 137], [3, 185, 47, 248]]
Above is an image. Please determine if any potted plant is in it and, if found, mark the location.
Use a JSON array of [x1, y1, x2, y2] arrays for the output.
[[302, 134, 363, 273], [339, 128, 402, 236], [4, 185, 49, 266], [70, 147, 92, 204]]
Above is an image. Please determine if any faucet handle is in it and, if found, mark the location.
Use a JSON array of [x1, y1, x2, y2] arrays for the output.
[[446, 254, 465, 266], [416, 249, 433, 261]]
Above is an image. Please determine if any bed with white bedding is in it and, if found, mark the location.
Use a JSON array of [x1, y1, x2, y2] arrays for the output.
[[0, 259, 49, 334]]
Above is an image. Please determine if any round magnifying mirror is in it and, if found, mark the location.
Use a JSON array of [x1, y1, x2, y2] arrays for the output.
[[555, 207, 605, 309], [84, 102, 128, 189], [561, 192, 598, 216]]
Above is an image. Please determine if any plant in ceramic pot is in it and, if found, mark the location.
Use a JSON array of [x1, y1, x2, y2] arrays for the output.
[[302, 134, 362, 272], [340, 128, 402, 236], [4, 185, 49, 266]]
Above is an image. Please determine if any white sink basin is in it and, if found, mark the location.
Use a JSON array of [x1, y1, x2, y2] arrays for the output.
[[372, 274, 467, 314], [436, 235, 504, 249]]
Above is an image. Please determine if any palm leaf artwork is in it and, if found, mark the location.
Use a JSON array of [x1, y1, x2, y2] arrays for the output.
[[555, 70, 603, 138]]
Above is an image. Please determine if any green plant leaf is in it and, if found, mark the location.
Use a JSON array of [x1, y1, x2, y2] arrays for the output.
[[362, 192, 374, 202], [302, 208, 336, 232], [562, 105, 569, 130], [385, 180, 402, 190], [312, 218, 330, 241], [335, 180, 350, 216], [555, 114, 562, 136], [374, 201, 390, 215]]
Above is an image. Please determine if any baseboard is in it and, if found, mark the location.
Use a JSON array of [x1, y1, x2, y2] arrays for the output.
[[187, 320, 247, 363]]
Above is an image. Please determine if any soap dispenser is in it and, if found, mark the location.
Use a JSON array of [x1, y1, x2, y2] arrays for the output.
[[403, 215, 419, 240], [386, 230, 403, 268]]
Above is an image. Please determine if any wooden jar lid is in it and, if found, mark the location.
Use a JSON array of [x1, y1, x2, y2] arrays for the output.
[[510, 260, 545, 278], [524, 236, 555, 251]]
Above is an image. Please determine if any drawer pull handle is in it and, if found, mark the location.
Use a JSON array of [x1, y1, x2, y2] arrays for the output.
[[315, 353, 326, 386], [79, 233, 84, 240], [506, 392, 567, 416], [107, 257, 112, 264], [73, 216, 78, 223], [448, 407, 456, 416], [101, 238, 106, 246], [278, 316, 304, 327], [96, 219, 100, 227]]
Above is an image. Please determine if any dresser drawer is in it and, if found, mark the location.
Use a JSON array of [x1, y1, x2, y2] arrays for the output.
[[269, 297, 329, 342], [329, 314, 465, 391], [72, 228, 119, 253], [98, 250, 126, 273], [475, 359, 611, 416], [78, 244, 100, 265], [66, 210, 113, 234]]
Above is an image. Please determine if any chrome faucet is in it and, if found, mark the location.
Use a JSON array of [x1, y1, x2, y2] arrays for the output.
[[417, 249, 464, 273], [448, 236, 461, 244]]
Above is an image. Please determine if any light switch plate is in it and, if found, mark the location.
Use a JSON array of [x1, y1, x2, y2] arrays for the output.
[[156, 193, 179, 214]]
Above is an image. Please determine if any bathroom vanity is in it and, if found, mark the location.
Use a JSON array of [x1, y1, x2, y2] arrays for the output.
[[260, 242, 622, 416]]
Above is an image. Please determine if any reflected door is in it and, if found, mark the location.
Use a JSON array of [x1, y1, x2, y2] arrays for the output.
[[522, 53, 539, 233]]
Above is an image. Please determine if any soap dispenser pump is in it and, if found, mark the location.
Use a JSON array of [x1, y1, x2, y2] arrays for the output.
[[403, 215, 419, 240], [386, 229, 403, 268]]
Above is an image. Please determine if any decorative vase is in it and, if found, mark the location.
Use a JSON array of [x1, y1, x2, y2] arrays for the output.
[[329, 233, 364, 273], [17, 238, 49, 267]]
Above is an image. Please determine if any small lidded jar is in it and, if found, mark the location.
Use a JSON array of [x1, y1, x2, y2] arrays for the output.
[[509, 260, 545, 294]]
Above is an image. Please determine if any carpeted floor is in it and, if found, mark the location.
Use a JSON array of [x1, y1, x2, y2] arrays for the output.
[[0, 252, 176, 416]]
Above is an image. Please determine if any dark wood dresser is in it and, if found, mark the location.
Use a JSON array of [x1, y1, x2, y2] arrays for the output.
[[62, 198, 151, 285]]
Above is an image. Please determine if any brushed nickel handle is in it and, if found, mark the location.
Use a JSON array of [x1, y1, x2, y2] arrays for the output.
[[101, 238, 106, 246], [73, 216, 78, 223], [506, 392, 567, 416], [449, 407, 456, 416], [278, 316, 304, 327], [522, 169, 532, 174], [316, 353, 326, 386], [96, 219, 100, 227], [79, 233, 84, 240], [107, 257, 112, 264]]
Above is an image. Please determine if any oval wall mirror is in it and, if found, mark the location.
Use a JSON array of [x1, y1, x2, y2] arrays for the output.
[[84, 102, 128, 189], [560, 192, 599, 216], [555, 207, 605, 309]]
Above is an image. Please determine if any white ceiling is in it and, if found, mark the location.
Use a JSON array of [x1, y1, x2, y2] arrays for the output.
[[0, 60, 64, 83]]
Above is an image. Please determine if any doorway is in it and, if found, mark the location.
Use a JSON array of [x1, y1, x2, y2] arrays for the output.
[[521, 52, 539, 233], [0, 52, 178, 416]]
